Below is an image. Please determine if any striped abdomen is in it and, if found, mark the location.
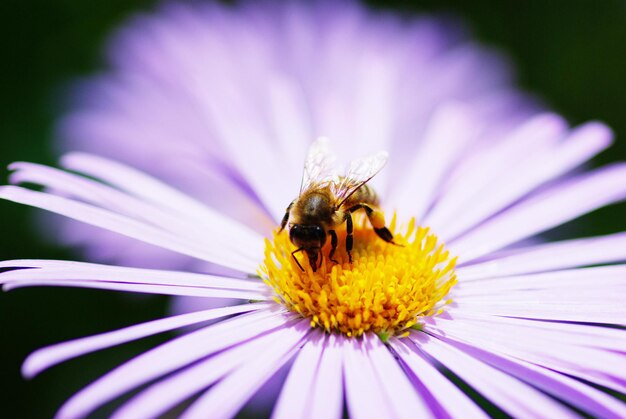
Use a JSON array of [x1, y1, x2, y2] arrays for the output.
[[340, 182, 379, 210]]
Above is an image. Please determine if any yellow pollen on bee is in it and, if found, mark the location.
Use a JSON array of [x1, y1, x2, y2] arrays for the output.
[[259, 214, 457, 337]]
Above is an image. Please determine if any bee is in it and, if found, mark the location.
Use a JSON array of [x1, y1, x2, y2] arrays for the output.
[[279, 137, 396, 272]]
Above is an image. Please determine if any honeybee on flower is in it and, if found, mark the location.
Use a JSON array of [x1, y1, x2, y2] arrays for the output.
[[280, 137, 397, 272]]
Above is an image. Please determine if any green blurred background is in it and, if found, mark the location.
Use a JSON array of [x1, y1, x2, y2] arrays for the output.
[[1, 1, 625, 417]]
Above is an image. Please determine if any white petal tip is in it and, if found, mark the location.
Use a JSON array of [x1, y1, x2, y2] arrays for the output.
[[21, 355, 42, 380], [579, 121, 614, 143]]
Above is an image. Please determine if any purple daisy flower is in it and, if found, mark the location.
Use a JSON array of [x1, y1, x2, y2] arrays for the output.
[[3, 1, 626, 418]]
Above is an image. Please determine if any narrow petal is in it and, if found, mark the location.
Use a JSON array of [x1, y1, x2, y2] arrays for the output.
[[10, 162, 260, 251], [363, 334, 434, 419], [0, 185, 258, 272], [0, 259, 266, 291], [60, 152, 269, 236], [180, 320, 310, 419], [23, 302, 269, 379], [433, 121, 611, 240], [450, 163, 626, 262], [451, 299, 626, 325], [441, 311, 626, 351], [272, 330, 325, 419], [457, 232, 626, 279], [343, 336, 391, 419], [8, 162, 263, 269], [412, 332, 574, 418], [454, 265, 626, 297], [308, 333, 344, 419], [391, 337, 487, 418], [112, 325, 291, 419], [56, 309, 291, 419], [4, 279, 267, 300], [427, 321, 626, 418], [388, 103, 478, 219], [427, 313, 626, 393], [425, 113, 568, 233]]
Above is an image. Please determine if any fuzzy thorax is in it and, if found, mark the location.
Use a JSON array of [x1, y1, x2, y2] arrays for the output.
[[260, 215, 457, 337]]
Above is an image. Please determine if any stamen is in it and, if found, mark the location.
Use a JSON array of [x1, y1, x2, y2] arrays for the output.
[[260, 214, 457, 337]]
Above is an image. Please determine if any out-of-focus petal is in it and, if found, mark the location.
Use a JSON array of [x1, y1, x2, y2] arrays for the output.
[[56, 0, 531, 269], [388, 103, 479, 219]]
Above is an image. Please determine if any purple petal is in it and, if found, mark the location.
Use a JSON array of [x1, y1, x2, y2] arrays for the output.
[[450, 163, 626, 262], [427, 319, 626, 417], [308, 333, 344, 419], [363, 333, 433, 419], [428, 313, 626, 393], [112, 324, 295, 419], [388, 103, 478, 219], [391, 337, 487, 418], [343, 336, 391, 419], [458, 231, 626, 279], [425, 113, 568, 233], [55, 309, 290, 419], [272, 330, 325, 419], [8, 161, 263, 270], [441, 310, 626, 351], [180, 320, 310, 419], [4, 278, 267, 300], [60, 152, 271, 235], [455, 265, 626, 299], [432, 121, 611, 241], [0, 259, 266, 291], [23, 302, 268, 379], [0, 185, 257, 272], [411, 332, 574, 418]]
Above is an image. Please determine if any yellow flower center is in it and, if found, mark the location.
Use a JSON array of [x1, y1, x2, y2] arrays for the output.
[[260, 215, 457, 337]]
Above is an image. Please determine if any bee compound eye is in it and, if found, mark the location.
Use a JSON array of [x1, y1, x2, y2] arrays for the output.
[[289, 224, 301, 243]]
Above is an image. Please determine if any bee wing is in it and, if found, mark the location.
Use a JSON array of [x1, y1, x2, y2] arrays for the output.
[[334, 150, 388, 208], [300, 137, 340, 194]]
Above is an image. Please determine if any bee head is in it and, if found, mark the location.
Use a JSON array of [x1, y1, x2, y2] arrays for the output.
[[289, 224, 327, 250]]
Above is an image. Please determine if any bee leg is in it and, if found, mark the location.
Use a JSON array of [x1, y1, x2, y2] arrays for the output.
[[345, 212, 354, 263], [291, 248, 305, 272], [279, 202, 293, 232], [328, 229, 339, 264], [318, 248, 323, 271], [349, 204, 397, 245]]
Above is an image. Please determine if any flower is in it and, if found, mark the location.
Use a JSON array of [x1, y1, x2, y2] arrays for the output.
[[3, 1, 626, 418]]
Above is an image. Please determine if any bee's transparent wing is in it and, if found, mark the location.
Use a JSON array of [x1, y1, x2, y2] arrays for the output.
[[334, 151, 388, 207], [300, 137, 339, 194]]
